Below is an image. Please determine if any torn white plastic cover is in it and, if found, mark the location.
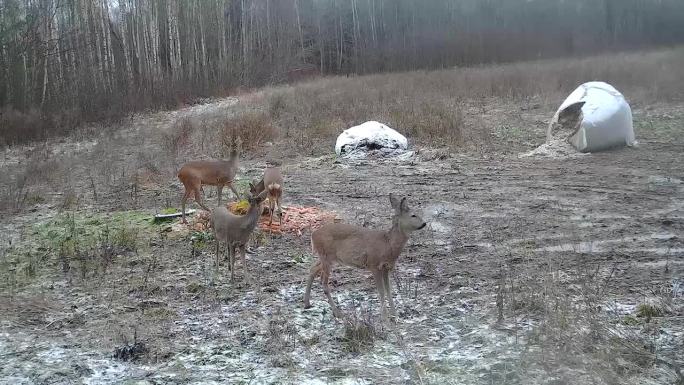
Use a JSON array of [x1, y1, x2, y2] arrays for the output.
[[548, 82, 636, 152], [335, 121, 409, 157]]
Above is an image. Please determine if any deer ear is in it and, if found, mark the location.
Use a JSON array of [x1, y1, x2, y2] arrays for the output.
[[257, 190, 268, 200], [389, 193, 400, 210], [400, 197, 409, 213]]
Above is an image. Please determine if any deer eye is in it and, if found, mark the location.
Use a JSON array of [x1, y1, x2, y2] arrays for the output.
[[411, 214, 416, 218]]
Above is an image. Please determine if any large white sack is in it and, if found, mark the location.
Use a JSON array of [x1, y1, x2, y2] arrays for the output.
[[335, 121, 408, 156], [547, 82, 636, 153]]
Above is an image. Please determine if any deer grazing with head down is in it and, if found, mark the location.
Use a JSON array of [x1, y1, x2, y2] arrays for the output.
[[303, 194, 426, 320], [177, 144, 241, 223], [253, 164, 283, 226], [210, 183, 267, 281]]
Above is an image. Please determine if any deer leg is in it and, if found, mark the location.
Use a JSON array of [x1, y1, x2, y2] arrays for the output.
[[383, 269, 396, 317], [215, 239, 220, 270], [373, 270, 388, 321], [217, 184, 224, 206], [180, 189, 191, 224], [193, 185, 211, 211], [268, 196, 275, 226], [277, 198, 283, 226], [229, 243, 235, 281], [303, 261, 321, 309], [240, 244, 250, 283], [321, 266, 341, 318]]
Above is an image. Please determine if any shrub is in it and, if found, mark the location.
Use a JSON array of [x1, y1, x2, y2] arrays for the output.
[[221, 111, 276, 153], [162, 117, 195, 158]]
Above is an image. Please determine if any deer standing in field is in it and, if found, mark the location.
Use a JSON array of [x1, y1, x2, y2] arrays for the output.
[[253, 164, 284, 227], [303, 194, 426, 320], [210, 183, 267, 281], [177, 145, 241, 224]]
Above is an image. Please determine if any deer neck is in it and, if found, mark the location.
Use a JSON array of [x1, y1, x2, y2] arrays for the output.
[[243, 204, 261, 226], [385, 220, 409, 262]]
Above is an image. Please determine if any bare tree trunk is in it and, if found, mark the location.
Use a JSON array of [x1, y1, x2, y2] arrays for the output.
[[294, 0, 304, 62]]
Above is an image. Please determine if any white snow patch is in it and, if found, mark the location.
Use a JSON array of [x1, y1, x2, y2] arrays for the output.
[[335, 121, 408, 158]]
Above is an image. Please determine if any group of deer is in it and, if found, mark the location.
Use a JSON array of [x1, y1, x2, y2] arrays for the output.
[[177, 146, 426, 321]]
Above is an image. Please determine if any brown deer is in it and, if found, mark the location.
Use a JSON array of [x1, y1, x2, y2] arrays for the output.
[[177, 146, 240, 223], [253, 165, 284, 226], [303, 194, 426, 320], [210, 183, 267, 281]]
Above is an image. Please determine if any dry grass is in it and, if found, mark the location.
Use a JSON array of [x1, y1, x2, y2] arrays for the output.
[[341, 311, 380, 353], [494, 253, 675, 384], [220, 111, 276, 153], [0, 145, 64, 213], [162, 117, 195, 159], [250, 48, 684, 154], [0, 107, 83, 147]]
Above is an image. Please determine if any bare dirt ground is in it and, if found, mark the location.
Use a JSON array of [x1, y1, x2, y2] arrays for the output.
[[1, 93, 683, 385]]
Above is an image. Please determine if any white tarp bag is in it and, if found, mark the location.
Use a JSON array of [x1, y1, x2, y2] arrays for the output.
[[335, 121, 408, 157], [547, 82, 636, 153]]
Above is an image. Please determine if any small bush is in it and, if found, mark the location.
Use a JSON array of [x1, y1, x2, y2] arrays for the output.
[[0, 172, 29, 213], [221, 111, 275, 152], [0, 107, 47, 146], [268, 92, 288, 119], [0, 107, 83, 146], [113, 340, 148, 362], [162, 117, 195, 158]]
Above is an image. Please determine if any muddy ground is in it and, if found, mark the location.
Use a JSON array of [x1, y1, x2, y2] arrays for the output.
[[0, 95, 682, 385]]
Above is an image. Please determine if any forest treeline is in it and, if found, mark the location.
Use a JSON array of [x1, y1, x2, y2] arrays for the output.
[[1, 0, 684, 143]]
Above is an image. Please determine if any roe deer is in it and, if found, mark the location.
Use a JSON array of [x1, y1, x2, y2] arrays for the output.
[[253, 165, 284, 226], [177, 146, 240, 223], [210, 183, 267, 281], [303, 194, 426, 320]]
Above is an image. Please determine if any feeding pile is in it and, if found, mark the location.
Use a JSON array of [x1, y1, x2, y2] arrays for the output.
[[190, 200, 338, 236]]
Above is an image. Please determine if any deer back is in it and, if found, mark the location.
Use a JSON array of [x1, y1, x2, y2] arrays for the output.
[[179, 159, 238, 184], [312, 223, 392, 269]]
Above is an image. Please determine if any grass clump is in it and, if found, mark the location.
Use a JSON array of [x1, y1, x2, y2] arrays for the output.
[[0, 211, 156, 289], [162, 117, 195, 158], [341, 313, 378, 353], [636, 304, 664, 322]]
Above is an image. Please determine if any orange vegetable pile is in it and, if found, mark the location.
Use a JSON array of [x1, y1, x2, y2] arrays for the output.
[[260, 205, 338, 235], [189, 199, 338, 236]]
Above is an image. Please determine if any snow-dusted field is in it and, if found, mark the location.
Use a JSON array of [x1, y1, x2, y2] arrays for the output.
[[1, 95, 682, 385]]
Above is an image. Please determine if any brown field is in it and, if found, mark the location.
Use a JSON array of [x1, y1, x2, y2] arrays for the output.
[[1, 49, 683, 384]]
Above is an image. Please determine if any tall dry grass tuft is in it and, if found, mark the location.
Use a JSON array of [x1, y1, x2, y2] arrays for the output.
[[162, 117, 195, 159], [220, 111, 276, 154]]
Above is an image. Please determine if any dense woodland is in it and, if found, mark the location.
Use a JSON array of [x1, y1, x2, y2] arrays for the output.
[[1, 0, 683, 143]]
